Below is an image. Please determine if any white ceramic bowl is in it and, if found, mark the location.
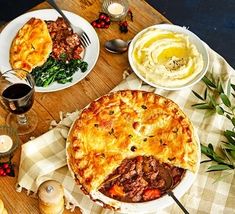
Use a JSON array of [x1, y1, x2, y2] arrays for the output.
[[128, 24, 209, 90], [66, 98, 201, 213]]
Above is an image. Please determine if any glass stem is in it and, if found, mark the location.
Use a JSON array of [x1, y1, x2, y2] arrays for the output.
[[17, 114, 27, 125]]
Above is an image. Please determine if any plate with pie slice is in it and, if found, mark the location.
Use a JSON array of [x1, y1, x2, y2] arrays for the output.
[[0, 9, 100, 92], [66, 90, 200, 212]]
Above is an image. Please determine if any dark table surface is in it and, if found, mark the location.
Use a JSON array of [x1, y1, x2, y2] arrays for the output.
[[147, 0, 235, 69], [1, 0, 234, 69]]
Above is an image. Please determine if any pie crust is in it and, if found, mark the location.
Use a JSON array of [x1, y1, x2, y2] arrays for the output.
[[67, 90, 198, 193], [10, 18, 52, 72]]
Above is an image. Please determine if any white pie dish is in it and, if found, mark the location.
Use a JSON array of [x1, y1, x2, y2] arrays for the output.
[[66, 90, 201, 213]]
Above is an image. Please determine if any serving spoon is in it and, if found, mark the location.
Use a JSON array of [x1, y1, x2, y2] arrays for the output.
[[105, 39, 131, 54], [158, 166, 189, 214]]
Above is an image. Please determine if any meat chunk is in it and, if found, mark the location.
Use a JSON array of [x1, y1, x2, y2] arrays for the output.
[[99, 156, 185, 202], [46, 17, 84, 60]]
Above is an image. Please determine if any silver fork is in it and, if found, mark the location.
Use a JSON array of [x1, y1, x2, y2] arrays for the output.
[[46, 0, 91, 47]]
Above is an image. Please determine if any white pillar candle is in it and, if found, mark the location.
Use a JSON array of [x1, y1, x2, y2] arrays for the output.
[[0, 135, 13, 153], [108, 2, 124, 16]]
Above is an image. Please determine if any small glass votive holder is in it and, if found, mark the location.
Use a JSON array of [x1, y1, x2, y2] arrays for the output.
[[102, 0, 129, 21], [0, 125, 19, 158]]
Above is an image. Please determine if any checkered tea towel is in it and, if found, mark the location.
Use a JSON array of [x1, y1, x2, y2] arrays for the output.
[[16, 44, 235, 214]]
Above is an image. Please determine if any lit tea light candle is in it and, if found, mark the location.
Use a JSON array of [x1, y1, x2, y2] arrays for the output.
[[108, 2, 124, 16], [0, 135, 13, 153]]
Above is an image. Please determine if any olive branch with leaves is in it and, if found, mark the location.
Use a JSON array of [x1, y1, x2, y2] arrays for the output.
[[192, 74, 235, 175]]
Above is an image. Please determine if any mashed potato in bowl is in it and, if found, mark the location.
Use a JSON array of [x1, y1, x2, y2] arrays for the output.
[[129, 24, 209, 90]]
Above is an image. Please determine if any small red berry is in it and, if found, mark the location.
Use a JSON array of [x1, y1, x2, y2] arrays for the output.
[[123, 21, 128, 27], [91, 21, 97, 27], [2, 172, 6, 176], [99, 14, 106, 20], [104, 24, 109, 29], [0, 168, 4, 175], [105, 17, 110, 22], [6, 168, 11, 174], [100, 21, 105, 27], [3, 163, 9, 169], [97, 23, 101, 28]]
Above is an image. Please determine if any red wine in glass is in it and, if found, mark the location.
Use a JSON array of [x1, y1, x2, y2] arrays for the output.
[[0, 69, 38, 135], [2, 83, 34, 114]]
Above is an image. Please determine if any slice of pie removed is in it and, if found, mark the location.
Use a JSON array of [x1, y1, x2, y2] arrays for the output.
[[67, 90, 199, 193]]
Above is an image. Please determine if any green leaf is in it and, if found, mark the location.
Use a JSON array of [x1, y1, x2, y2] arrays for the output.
[[192, 90, 204, 101], [217, 80, 224, 93], [201, 144, 210, 155], [207, 164, 232, 172], [222, 149, 235, 167], [202, 76, 217, 88], [224, 131, 235, 144], [208, 94, 217, 107], [231, 83, 235, 91], [208, 143, 214, 151], [212, 152, 227, 163], [201, 143, 215, 157], [231, 150, 235, 159], [224, 130, 235, 138], [231, 118, 235, 127], [59, 53, 67, 61], [221, 143, 235, 151], [192, 103, 214, 110], [220, 93, 231, 107], [204, 88, 208, 100], [226, 114, 231, 120], [216, 106, 224, 115]]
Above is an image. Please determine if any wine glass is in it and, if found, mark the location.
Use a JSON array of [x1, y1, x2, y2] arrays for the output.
[[0, 69, 38, 135]]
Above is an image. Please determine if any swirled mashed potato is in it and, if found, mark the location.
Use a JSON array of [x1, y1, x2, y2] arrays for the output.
[[132, 28, 204, 87]]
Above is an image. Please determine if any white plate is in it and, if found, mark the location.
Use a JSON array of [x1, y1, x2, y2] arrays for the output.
[[0, 9, 100, 92], [128, 24, 209, 90]]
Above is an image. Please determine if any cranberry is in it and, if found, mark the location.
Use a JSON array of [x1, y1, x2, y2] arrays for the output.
[[99, 14, 106, 20], [91, 21, 97, 27], [91, 12, 110, 29], [3, 163, 9, 169], [105, 17, 110, 22], [100, 21, 105, 27], [2, 172, 6, 176], [122, 21, 128, 27], [6, 168, 11, 174], [0, 168, 4, 176]]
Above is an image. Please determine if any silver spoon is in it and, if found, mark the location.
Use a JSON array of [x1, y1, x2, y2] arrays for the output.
[[105, 39, 131, 54]]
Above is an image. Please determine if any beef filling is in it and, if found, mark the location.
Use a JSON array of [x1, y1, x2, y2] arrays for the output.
[[99, 156, 185, 202], [46, 17, 83, 61]]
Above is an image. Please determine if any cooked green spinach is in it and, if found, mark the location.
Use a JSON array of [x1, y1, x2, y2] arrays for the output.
[[31, 56, 88, 87]]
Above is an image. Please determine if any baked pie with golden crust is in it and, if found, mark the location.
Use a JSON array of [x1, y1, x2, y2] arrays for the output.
[[67, 90, 198, 194]]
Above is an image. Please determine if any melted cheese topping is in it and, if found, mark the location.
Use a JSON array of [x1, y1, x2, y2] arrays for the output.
[[67, 90, 198, 193], [10, 18, 52, 72]]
